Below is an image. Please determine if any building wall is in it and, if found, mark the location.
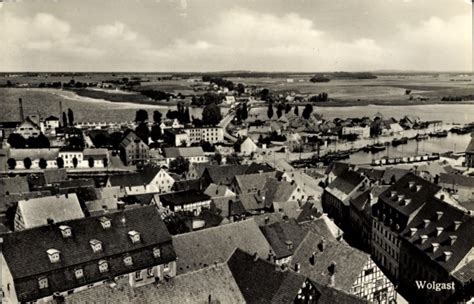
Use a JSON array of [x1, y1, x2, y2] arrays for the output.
[[322, 191, 345, 226], [0, 253, 18, 304], [123, 141, 149, 166], [466, 153, 474, 168], [350, 259, 396, 303], [16, 121, 40, 138], [183, 127, 223, 144], [371, 219, 401, 280], [173, 200, 211, 215]]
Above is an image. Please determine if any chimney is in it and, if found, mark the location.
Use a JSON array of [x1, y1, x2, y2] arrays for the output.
[[19, 98, 24, 121], [328, 274, 336, 287], [65, 193, 68, 199], [253, 252, 259, 261], [47, 218, 55, 225], [319, 238, 326, 252], [285, 240, 293, 251], [117, 201, 125, 210], [310, 252, 316, 266], [328, 261, 337, 275], [264, 216, 269, 225]]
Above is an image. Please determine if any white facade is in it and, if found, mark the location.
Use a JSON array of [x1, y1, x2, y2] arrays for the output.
[[183, 127, 224, 144], [342, 126, 370, 139]]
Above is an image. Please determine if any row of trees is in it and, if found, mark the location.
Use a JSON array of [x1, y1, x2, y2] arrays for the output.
[[265, 103, 314, 119], [7, 156, 107, 170], [62, 109, 75, 127], [7, 133, 50, 149]]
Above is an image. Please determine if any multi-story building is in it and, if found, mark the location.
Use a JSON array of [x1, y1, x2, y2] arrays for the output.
[[464, 135, 474, 168], [14, 116, 41, 139], [163, 147, 207, 166], [371, 173, 441, 281], [0, 206, 177, 303], [119, 130, 150, 166], [182, 126, 224, 144], [342, 126, 371, 139], [42, 116, 60, 133], [106, 167, 176, 195]]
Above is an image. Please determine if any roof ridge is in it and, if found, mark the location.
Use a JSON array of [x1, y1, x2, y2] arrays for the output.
[[172, 218, 257, 238]]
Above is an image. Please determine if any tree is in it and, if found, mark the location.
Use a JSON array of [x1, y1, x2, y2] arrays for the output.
[[39, 158, 47, 169], [62, 112, 68, 127], [7, 158, 16, 170], [236, 83, 245, 95], [72, 156, 78, 168], [67, 109, 75, 126], [8, 133, 26, 148], [276, 103, 284, 118], [202, 102, 222, 126], [183, 107, 191, 124], [169, 156, 190, 175], [135, 123, 150, 145], [135, 109, 149, 123], [23, 157, 32, 169], [88, 157, 95, 168], [213, 152, 222, 165], [294, 105, 299, 116], [285, 104, 292, 113], [267, 103, 274, 119], [36, 133, 50, 148], [226, 153, 240, 165], [302, 104, 313, 119], [201, 141, 215, 152], [260, 88, 270, 101], [150, 124, 162, 142], [153, 110, 162, 124], [56, 157, 64, 169], [241, 103, 248, 120]]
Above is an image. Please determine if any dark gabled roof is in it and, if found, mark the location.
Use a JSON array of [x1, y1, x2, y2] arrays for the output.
[[311, 280, 368, 304], [211, 196, 246, 217], [260, 219, 306, 260], [299, 215, 343, 241], [378, 173, 441, 217], [227, 248, 306, 304], [172, 219, 272, 275], [203, 165, 250, 185], [296, 201, 323, 223], [239, 193, 265, 212], [1, 206, 175, 302], [45, 116, 59, 121], [263, 178, 297, 208], [439, 173, 474, 188], [0, 176, 30, 195], [158, 190, 210, 206], [325, 161, 353, 176], [107, 166, 160, 188], [119, 130, 145, 148], [326, 170, 366, 204], [171, 179, 202, 191], [120, 193, 155, 205], [43, 168, 68, 184], [452, 260, 474, 284], [163, 147, 205, 158], [399, 197, 474, 273], [290, 232, 369, 292], [235, 171, 276, 195], [381, 167, 410, 184], [245, 162, 275, 174]]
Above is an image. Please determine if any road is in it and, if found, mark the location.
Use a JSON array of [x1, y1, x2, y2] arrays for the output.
[[218, 104, 238, 142]]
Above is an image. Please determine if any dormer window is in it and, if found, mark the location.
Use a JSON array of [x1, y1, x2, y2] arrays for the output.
[[128, 230, 141, 244], [98, 260, 109, 273], [436, 227, 444, 236], [415, 185, 422, 192], [431, 243, 440, 252], [90, 239, 103, 253], [448, 235, 457, 245], [401, 198, 411, 206], [420, 235, 428, 244], [397, 195, 405, 202], [38, 276, 48, 289], [453, 221, 462, 231], [410, 228, 417, 236], [59, 225, 72, 238], [285, 240, 293, 250], [123, 255, 133, 266], [74, 268, 84, 279], [423, 219, 430, 228], [99, 216, 111, 229], [443, 251, 453, 261], [153, 247, 161, 258], [390, 191, 397, 198], [47, 249, 61, 263], [435, 211, 443, 220], [408, 181, 415, 188]]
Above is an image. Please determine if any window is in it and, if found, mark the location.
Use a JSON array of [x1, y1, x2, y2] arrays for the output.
[[135, 271, 143, 281], [364, 268, 374, 276], [38, 277, 48, 289], [47, 249, 61, 263], [74, 268, 84, 279], [147, 267, 154, 277], [90, 239, 103, 253], [59, 225, 72, 238], [164, 263, 170, 271], [153, 247, 161, 258], [128, 231, 141, 243], [98, 260, 108, 273], [123, 255, 133, 266], [99, 217, 111, 229]]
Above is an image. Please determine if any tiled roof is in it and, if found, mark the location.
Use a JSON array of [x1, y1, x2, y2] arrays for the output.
[[107, 166, 160, 187], [158, 190, 210, 206], [203, 165, 250, 185], [452, 260, 474, 284], [381, 167, 410, 184], [326, 170, 366, 204], [119, 130, 144, 148], [211, 196, 246, 217], [43, 168, 68, 184], [204, 183, 234, 197], [83, 148, 108, 160], [325, 161, 353, 176], [1, 206, 175, 302], [273, 200, 303, 220], [17, 193, 85, 229], [172, 219, 272, 275], [260, 219, 307, 260], [296, 201, 323, 223], [66, 263, 245, 304], [264, 178, 298, 208], [235, 171, 276, 194], [163, 147, 205, 158], [290, 232, 369, 292], [10, 148, 60, 161], [356, 167, 385, 181], [439, 173, 474, 188], [299, 215, 343, 241], [0, 176, 29, 195], [227, 248, 306, 304], [400, 197, 474, 273], [171, 179, 202, 191]]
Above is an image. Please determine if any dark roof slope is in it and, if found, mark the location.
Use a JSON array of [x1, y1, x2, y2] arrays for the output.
[[466, 135, 474, 153], [260, 219, 306, 259], [227, 248, 306, 304], [158, 190, 210, 206], [107, 166, 160, 187], [439, 173, 474, 188]]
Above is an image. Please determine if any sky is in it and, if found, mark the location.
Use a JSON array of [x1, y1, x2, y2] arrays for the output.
[[0, 0, 472, 72]]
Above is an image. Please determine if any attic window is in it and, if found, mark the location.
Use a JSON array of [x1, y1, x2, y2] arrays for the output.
[[390, 191, 397, 198], [423, 219, 430, 228], [420, 235, 428, 244], [453, 221, 462, 231], [74, 268, 84, 279], [443, 251, 453, 261], [415, 185, 422, 192], [98, 260, 109, 273], [38, 276, 49, 289], [408, 181, 415, 188], [285, 240, 293, 250], [46, 249, 61, 263], [153, 247, 161, 258], [435, 211, 443, 220], [90, 239, 103, 253], [123, 255, 133, 266], [99, 216, 111, 229], [436, 227, 444, 237], [409, 228, 417, 236], [128, 231, 141, 244], [448, 235, 457, 245], [397, 195, 405, 202], [59, 225, 72, 238], [401, 199, 411, 206], [431, 243, 440, 253]]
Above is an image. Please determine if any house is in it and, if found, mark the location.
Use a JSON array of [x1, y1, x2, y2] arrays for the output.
[[204, 183, 235, 199], [371, 173, 441, 281], [163, 147, 207, 166], [438, 173, 474, 206], [465, 134, 474, 168], [82, 148, 109, 168], [342, 126, 370, 139], [238, 137, 258, 156], [0, 176, 30, 196], [119, 130, 150, 166], [231, 171, 276, 195], [9, 148, 60, 169], [322, 169, 367, 228], [200, 165, 250, 187], [0, 206, 177, 303], [182, 126, 224, 144], [290, 232, 396, 303], [42, 116, 60, 132], [14, 193, 85, 231], [106, 167, 174, 195], [14, 116, 41, 138], [298, 214, 344, 241], [156, 190, 211, 215], [162, 128, 189, 147], [224, 95, 236, 105], [0, 121, 21, 140], [264, 178, 307, 207], [171, 219, 272, 275], [397, 196, 474, 304], [260, 219, 307, 265]]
